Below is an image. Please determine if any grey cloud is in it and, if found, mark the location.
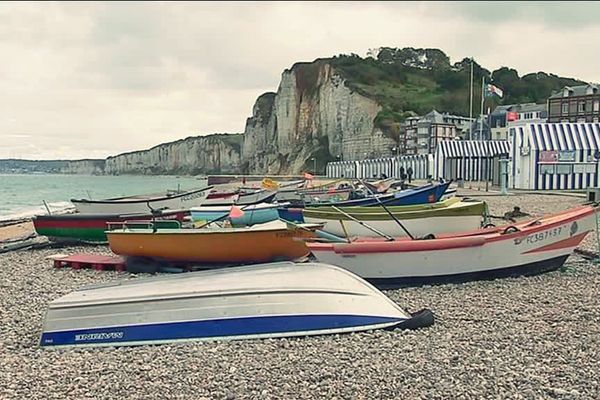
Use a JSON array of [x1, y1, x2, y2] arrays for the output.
[[73, 2, 280, 92], [439, 1, 600, 28], [1, 2, 599, 160]]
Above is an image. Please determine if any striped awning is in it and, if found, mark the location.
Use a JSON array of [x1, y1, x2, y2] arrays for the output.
[[528, 123, 600, 151], [437, 140, 511, 158]]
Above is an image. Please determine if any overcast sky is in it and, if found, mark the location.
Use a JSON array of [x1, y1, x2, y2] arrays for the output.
[[1, 1, 599, 160]]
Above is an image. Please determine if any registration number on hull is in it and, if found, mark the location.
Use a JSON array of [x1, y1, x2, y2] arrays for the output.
[[514, 222, 578, 246]]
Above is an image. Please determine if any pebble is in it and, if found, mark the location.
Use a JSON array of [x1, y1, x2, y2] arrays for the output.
[[0, 193, 599, 399]]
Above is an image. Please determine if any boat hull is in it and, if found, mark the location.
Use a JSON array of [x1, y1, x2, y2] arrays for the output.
[[190, 203, 282, 226], [71, 187, 211, 214], [304, 214, 484, 238], [280, 198, 486, 237], [203, 191, 276, 207], [40, 262, 422, 348], [106, 224, 314, 263], [276, 189, 353, 203], [33, 211, 189, 242], [308, 205, 596, 287], [307, 181, 451, 208], [203, 191, 239, 205]]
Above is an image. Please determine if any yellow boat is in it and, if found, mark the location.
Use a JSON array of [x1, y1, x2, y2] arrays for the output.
[[106, 221, 318, 264]]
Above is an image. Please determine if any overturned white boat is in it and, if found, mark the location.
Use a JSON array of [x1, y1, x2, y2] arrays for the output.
[[40, 262, 433, 348]]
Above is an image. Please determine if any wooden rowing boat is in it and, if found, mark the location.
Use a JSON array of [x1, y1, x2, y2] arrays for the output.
[[306, 181, 451, 207], [33, 210, 189, 243], [106, 221, 319, 264], [71, 186, 213, 214], [308, 204, 597, 287], [300, 198, 487, 238], [190, 202, 285, 226]]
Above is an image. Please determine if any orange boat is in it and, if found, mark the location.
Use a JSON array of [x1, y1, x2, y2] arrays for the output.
[[106, 221, 318, 264]]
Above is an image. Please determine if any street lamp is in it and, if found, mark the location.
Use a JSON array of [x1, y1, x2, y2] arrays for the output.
[[310, 157, 316, 174]]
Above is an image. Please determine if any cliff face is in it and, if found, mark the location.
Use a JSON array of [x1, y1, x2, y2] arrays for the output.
[[242, 62, 395, 174], [61, 160, 105, 175], [9, 48, 587, 176], [104, 134, 242, 175]]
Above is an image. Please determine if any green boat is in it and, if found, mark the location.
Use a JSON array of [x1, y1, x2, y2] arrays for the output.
[[298, 197, 487, 238], [32, 210, 189, 243]]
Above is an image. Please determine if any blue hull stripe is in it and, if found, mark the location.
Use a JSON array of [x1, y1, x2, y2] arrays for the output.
[[290, 182, 451, 209], [41, 314, 402, 347], [277, 182, 450, 223]]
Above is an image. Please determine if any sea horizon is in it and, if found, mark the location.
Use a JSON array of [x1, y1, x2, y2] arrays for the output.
[[0, 173, 207, 220]]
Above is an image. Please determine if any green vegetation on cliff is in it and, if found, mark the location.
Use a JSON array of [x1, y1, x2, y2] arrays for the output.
[[328, 47, 586, 129]]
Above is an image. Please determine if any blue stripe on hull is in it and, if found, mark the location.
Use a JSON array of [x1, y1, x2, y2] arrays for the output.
[[294, 182, 451, 208], [277, 182, 451, 222], [41, 314, 403, 347]]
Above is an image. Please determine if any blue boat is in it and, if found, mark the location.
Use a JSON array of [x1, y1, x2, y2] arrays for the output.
[[190, 203, 283, 226], [40, 262, 433, 348], [278, 181, 452, 222]]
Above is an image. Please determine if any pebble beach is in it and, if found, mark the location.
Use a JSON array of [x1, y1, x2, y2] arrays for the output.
[[1, 190, 599, 399]]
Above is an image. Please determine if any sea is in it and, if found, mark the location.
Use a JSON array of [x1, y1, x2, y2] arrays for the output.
[[0, 173, 208, 221]]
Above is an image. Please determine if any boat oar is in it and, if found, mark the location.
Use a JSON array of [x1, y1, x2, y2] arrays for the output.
[[42, 200, 52, 215], [357, 178, 415, 240], [331, 205, 394, 241]]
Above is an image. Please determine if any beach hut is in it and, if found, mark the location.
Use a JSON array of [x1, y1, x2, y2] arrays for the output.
[[393, 154, 432, 180], [510, 122, 600, 190], [325, 161, 362, 178], [434, 140, 511, 182], [326, 155, 432, 180]]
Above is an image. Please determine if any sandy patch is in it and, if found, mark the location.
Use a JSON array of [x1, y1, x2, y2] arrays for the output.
[[0, 221, 35, 242]]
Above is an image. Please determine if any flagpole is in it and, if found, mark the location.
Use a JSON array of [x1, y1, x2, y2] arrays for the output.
[[469, 57, 473, 140], [479, 75, 485, 140]]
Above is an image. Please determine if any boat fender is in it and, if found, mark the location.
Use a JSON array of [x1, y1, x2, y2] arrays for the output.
[[502, 226, 520, 235], [395, 309, 435, 330]]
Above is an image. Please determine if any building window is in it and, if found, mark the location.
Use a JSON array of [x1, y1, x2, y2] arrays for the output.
[[594, 100, 599, 112], [562, 103, 568, 114], [540, 164, 555, 174], [578, 102, 585, 113]]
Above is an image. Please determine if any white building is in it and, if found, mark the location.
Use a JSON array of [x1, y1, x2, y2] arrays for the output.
[[509, 121, 600, 190]]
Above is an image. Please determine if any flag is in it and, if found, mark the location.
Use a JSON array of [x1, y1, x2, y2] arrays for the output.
[[228, 206, 245, 219], [303, 172, 314, 180], [485, 83, 503, 98], [507, 111, 519, 122]]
